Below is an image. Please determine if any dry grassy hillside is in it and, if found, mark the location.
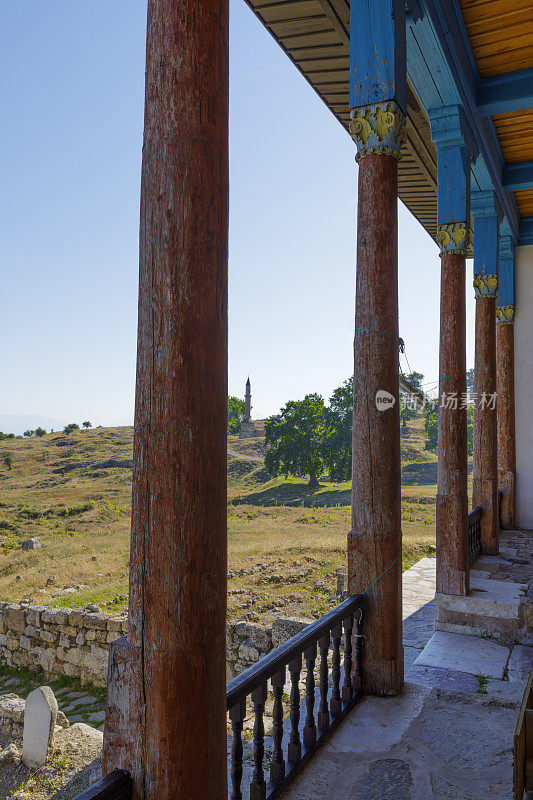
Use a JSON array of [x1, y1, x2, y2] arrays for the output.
[[0, 418, 437, 622]]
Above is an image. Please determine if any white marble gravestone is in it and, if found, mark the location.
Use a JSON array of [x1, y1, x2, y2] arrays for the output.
[[22, 686, 58, 768]]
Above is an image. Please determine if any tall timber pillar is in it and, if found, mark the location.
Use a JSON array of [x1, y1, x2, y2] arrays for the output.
[[348, 0, 406, 696], [496, 235, 516, 530], [102, 1, 229, 799], [429, 106, 477, 596], [472, 192, 501, 555]]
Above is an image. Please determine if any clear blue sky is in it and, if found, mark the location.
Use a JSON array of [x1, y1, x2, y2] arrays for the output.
[[1, 1, 476, 431]]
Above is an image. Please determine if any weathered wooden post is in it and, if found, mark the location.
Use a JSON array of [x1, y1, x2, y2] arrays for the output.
[[472, 191, 501, 555], [348, 0, 406, 696], [496, 235, 516, 530], [429, 106, 477, 596], [102, 0, 229, 798]]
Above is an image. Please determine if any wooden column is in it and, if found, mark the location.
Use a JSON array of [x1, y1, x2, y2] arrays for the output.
[[102, 1, 229, 798], [348, 0, 406, 697], [496, 239, 516, 530], [429, 105, 476, 596], [348, 150, 403, 696], [472, 195, 500, 555], [436, 253, 468, 595]]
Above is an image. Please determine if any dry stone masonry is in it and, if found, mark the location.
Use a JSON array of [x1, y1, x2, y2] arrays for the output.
[[0, 601, 313, 686]]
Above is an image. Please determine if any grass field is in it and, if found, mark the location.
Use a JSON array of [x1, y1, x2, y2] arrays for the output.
[[0, 417, 440, 623]]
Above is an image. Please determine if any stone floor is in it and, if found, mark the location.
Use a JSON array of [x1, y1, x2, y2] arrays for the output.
[[285, 541, 533, 800], [0, 674, 105, 730]]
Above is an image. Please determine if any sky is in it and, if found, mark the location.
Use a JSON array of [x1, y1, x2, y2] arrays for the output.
[[0, 1, 476, 433]]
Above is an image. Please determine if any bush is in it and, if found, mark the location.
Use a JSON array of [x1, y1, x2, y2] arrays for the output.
[[64, 423, 80, 435]]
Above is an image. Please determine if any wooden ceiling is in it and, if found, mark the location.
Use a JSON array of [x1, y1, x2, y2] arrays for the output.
[[244, 0, 438, 239], [460, 0, 533, 217]]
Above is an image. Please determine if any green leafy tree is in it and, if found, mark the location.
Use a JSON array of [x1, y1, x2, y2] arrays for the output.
[[3, 455, 12, 470], [323, 377, 353, 482], [82, 421, 92, 431], [35, 427, 46, 437], [228, 397, 245, 434], [400, 372, 424, 430], [63, 423, 80, 435], [466, 368, 475, 396], [424, 406, 438, 451], [23, 430, 35, 438], [265, 394, 327, 491], [425, 402, 473, 454]]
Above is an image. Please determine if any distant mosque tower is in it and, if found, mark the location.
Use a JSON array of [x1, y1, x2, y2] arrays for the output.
[[239, 377, 260, 438]]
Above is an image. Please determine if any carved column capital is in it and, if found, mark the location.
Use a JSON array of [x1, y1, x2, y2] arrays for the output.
[[474, 273, 499, 299], [437, 223, 473, 256], [349, 101, 406, 163], [496, 304, 514, 324]]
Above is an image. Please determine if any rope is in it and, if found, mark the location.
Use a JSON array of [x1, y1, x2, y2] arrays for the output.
[[355, 329, 397, 336]]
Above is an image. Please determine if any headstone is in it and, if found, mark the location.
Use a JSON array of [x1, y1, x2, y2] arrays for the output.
[[22, 687, 58, 768]]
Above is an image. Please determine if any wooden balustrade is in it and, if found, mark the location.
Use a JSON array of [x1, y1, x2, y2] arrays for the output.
[[226, 593, 365, 800], [75, 595, 364, 800], [468, 506, 482, 565], [72, 770, 132, 800]]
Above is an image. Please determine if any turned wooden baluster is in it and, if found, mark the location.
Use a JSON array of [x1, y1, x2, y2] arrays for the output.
[[229, 698, 246, 800], [318, 632, 330, 731], [303, 642, 317, 748], [288, 654, 302, 764], [352, 608, 364, 695], [342, 614, 353, 702], [330, 623, 342, 718], [270, 667, 286, 785], [250, 683, 267, 800]]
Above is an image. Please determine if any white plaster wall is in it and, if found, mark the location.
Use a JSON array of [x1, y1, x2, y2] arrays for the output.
[[515, 244, 533, 529]]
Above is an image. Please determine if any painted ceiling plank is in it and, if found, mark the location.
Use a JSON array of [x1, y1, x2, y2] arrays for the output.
[[503, 161, 533, 192], [477, 67, 533, 116]]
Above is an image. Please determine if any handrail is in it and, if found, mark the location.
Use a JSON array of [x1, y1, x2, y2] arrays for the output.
[[72, 770, 132, 800], [227, 593, 363, 708], [468, 505, 482, 565], [226, 592, 365, 799]]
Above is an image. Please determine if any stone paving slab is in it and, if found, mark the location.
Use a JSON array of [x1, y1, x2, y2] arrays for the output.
[[414, 631, 510, 679], [507, 644, 533, 682], [283, 684, 515, 800]]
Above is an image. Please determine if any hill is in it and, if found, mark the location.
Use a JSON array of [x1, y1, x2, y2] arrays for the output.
[[0, 419, 438, 623]]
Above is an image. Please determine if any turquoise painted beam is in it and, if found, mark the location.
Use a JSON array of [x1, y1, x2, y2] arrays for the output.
[[472, 191, 501, 280], [498, 235, 515, 310], [350, 0, 406, 111], [503, 161, 533, 192], [520, 218, 533, 247], [477, 67, 533, 117]]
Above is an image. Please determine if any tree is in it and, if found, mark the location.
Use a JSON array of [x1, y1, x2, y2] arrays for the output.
[[466, 368, 475, 396], [35, 427, 46, 437], [3, 455, 12, 471], [23, 430, 35, 438], [400, 372, 424, 431], [64, 423, 80, 435], [82, 421, 92, 431], [265, 394, 327, 491], [323, 377, 353, 482], [227, 397, 245, 434], [424, 406, 438, 451], [425, 402, 473, 455]]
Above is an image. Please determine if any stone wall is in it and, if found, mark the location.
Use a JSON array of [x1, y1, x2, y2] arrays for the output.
[[0, 601, 312, 687], [0, 604, 127, 688]]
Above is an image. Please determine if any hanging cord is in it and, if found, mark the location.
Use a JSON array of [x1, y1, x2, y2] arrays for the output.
[[352, 548, 403, 640]]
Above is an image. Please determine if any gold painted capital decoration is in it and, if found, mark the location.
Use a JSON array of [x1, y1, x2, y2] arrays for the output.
[[349, 101, 406, 162], [436, 223, 473, 256], [496, 304, 514, 324], [473, 273, 498, 299]]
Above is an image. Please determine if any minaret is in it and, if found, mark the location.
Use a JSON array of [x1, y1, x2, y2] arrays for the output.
[[244, 377, 251, 423], [239, 376, 257, 438]]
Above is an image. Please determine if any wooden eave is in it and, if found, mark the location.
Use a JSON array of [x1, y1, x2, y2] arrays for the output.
[[244, 0, 439, 241]]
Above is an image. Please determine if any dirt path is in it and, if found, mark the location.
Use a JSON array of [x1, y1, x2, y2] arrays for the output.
[[227, 448, 262, 462]]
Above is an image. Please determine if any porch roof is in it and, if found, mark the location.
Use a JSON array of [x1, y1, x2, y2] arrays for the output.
[[243, 0, 533, 246]]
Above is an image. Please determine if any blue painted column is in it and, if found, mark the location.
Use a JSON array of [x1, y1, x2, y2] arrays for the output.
[[472, 191, 501, 554], [348, 0, 406, 696], [429, 106, 477, 597], [496, 235, 516, 529]]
